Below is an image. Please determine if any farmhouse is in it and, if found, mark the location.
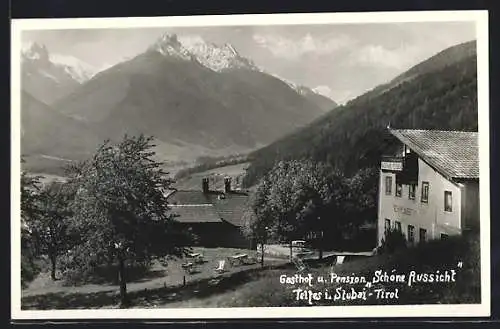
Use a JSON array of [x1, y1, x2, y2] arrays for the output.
[[167, 177, 254, 249], [377, 128, 479, 246]]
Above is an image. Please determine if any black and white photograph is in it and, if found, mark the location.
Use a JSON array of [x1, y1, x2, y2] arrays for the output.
[[11, 11, 490, 319]]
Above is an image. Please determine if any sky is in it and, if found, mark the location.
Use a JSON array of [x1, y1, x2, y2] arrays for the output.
[[22, 21, 476, 104]]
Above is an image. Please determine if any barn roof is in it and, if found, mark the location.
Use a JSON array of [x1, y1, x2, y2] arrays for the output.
[[167, 189, 249, 226], [211, 193, 250, 227], [389, 129, 479, 180], [169, 204, 222, 223], [42, 180, 77, 196]]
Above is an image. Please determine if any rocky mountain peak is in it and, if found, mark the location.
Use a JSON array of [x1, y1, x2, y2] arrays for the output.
[[149, 33, 193, 60], [150, 33, 258, 72], [22, 42, 50, 62]]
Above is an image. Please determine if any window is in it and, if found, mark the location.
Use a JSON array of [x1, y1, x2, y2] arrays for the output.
[[395, 183, 402, 197], [444, 191, 452, 212], [384, 219, 391, 232], [441, 233, 449, 240], [408, 184, 416, 200], [407, 225, 415, 243], [395, 221, 402, 232], [421, 182, 429, 203], [419, 228, 427, 242], [385, 176, 392, 195]]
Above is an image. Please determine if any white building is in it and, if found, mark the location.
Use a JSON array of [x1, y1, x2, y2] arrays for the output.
[[377, 129, 479, 246]]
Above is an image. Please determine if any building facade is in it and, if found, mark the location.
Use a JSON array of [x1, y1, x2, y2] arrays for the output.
[[377, 129, 479, 246]]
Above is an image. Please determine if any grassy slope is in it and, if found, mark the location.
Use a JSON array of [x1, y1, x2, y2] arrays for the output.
[[21, 247, 283, 310], [164, 234, 480, 308], [173, 162, 249, 190], [22, 234, 480, 309], [21, 90, 102, 160]]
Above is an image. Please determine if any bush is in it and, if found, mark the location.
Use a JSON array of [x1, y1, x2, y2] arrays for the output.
[[21, 254, 41, 288], [379, 228, 407, 254]]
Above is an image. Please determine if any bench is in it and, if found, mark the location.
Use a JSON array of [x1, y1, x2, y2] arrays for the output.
[[187, 253, 204, 263], [292, 257, 308, 272]]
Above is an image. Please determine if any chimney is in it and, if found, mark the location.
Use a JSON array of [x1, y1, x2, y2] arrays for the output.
[[224, 177, 231, 193], [202, 178, 209, 194]]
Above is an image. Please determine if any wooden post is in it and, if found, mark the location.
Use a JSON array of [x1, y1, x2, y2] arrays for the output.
[[118, 256, 128, 307], [183, 275, 186, 286], [319, 229, 324, 261], [260, 243, 264, 267], [50, 254, 57, 281], [289, 240, 293, 262]]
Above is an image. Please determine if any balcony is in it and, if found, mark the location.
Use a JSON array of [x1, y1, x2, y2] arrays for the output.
[[381, 156, 403, 172], [381, 152, 419, 184]]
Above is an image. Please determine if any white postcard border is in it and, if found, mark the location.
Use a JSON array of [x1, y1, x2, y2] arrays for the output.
[[11, 10, 491, 319]]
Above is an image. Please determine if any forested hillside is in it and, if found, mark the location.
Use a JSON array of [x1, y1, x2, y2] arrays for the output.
[[243, 42, 477, 187]]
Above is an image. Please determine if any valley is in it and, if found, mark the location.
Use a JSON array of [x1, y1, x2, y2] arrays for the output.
[[20, 34, 336, 176]]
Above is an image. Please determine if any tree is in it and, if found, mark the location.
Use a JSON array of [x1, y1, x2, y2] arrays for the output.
[[29, 181, 74, 280], [20, 160, 42, 286], [20, 159, 42, 224], [247, 159, 378, 261], [65, 135, 186, 307], [249, 160, 346, 261], [379, 227, 407, 254], [296, 163, 346, 259], [342, 167, 378, 234], [241, 175, 274, 267]]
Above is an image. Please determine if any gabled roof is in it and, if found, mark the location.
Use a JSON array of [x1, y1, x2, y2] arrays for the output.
[[166, 189, 249, 226], [211, 193, 250, 226], [167, 190, 213, 205], [169, 204, 222, 223], [389, 129, 479, 180]]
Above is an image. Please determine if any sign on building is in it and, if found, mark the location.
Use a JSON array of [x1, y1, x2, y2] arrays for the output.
[[381, 160, 403, 171]]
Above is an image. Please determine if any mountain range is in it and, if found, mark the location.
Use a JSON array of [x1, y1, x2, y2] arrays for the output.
[[243, 40, 478, 186], [20, 33, 337, 174]]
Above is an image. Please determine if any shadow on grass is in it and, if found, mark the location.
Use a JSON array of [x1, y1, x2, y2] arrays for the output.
[[22, 289, 120, 310], [63, 265, 167, 287], [22, 263, 293, 310]]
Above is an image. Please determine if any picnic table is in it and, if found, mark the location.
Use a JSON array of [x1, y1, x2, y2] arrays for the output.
[[227, 253, 249, 266], [181, 262, 196, 274]]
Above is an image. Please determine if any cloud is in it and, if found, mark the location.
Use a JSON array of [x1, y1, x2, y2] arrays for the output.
[[177, 34, 205, 47], [253, 33, 354, 60], [313, 85, 333, 98], [312, 86, 360, 105], [330, 90, 360, 105], [350, 44, 422, 70]]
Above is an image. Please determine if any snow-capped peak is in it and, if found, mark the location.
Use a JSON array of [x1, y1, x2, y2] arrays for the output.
[[49, 54, 98, 83], [269, 72, 332, 99], [21, 41, 99, 83], [150, 33, 258, 72]]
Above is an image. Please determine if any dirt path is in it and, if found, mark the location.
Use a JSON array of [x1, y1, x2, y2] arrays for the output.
[[21, 261, 291, 310]]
